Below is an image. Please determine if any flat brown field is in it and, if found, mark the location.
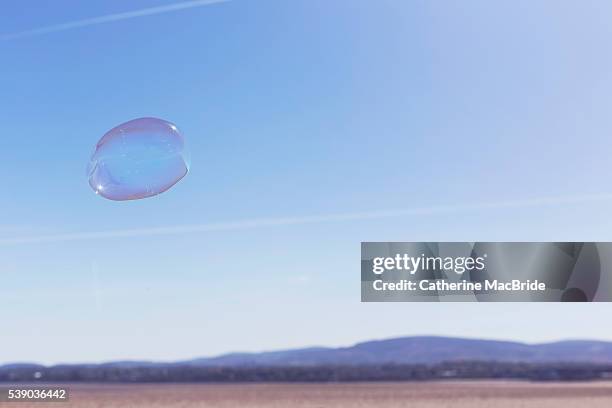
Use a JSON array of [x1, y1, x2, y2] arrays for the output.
[[4, 381, 612, 407]]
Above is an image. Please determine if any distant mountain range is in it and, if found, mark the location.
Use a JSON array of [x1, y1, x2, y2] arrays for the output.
[[6, 336, 612, 369], [181, 336, 612, 366]]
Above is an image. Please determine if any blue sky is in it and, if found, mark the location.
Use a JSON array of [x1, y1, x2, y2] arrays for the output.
[[2, 0, 612, 364]]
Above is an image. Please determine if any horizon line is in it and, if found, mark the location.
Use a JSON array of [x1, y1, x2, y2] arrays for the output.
[[1, 333, 609, 367]]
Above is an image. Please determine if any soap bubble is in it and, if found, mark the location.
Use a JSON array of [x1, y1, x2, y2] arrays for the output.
[[87, 117, 189, 201]]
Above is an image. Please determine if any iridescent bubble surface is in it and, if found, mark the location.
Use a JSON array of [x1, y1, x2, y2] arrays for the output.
[[87, 117, 189, 201]]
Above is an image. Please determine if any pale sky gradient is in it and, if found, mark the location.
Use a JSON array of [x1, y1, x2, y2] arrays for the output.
[[2, 0, 612, 365]]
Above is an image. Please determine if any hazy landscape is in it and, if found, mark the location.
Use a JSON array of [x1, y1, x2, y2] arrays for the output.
[[5, 337, 612, 383], [6, 336, 612, 406], [4, 381, 612, 407]]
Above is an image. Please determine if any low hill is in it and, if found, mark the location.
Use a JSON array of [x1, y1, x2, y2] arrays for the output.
[[185, 336, 612, 366]]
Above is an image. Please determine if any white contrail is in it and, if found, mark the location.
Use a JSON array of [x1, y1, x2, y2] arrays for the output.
[[1, 193, 611, 246], [0, 0, 230, 41]]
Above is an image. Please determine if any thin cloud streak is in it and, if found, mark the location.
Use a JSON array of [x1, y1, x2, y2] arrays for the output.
[[0, 0, 230, 41], [1, 193, 611, 246]]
